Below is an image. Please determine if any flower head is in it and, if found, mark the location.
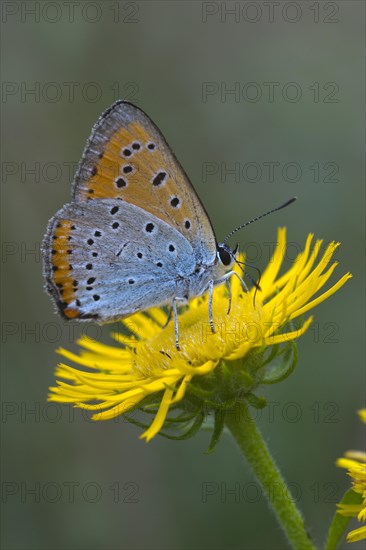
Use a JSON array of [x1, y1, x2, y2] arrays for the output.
[[49, 228, 351, 441], [336, 410, 366, 543]]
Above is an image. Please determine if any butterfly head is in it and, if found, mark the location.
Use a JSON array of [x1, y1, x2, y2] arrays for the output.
[[216, 242, 238, 272]]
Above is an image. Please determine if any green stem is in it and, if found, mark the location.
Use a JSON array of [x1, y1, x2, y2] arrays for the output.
[[225, 402, 316, 550]]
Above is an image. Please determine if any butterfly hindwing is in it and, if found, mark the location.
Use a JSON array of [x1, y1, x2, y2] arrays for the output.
[[71, 101, 217, 265], [42, 199, 196, 321]]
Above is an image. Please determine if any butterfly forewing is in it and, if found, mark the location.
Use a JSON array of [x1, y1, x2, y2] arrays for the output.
[[72, 101, 217, 265]]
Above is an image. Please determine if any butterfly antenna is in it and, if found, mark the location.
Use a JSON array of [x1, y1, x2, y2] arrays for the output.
[[223, 197, 297, 243]]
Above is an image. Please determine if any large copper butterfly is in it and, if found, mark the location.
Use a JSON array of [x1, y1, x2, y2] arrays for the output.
[[42, 101, 294, 347]]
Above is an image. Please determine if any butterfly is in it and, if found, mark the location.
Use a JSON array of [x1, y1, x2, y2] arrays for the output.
[[42, 101, 294, 348]]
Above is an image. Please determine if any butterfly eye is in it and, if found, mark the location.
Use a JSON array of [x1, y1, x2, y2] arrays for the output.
[[217, 245, 232, 267]]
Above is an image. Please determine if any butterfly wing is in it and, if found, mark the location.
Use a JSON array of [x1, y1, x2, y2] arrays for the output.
[[42, 199, 196, 321], [71, 101, 217, 265]]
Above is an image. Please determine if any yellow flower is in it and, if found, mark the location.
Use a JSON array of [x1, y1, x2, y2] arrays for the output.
[[336, 410, 366, 543], [48, 228, 351, 441]]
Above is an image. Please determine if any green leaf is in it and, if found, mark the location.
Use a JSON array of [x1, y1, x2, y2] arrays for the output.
[[262, 342, 298, 384], [205, 409, 226, 454], [324, 488, 363, 550], [162, 412, 199, 425], [246, 392, 267, 409], [123, 414, 151, 430], [158, 411, 205, 441], [261, 343, 280, 367]]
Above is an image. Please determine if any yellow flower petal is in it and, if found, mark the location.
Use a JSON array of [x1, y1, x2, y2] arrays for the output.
[[336, 411, 366, 543], [141, 387, 175, 441], [358, 410, 366, 424], [347, 526, 366, 543]]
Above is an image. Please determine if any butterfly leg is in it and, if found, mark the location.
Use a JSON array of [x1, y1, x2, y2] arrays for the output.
[[213, 271, 248, 318], [208, 280, 215, 333], [172, 296, 191, 349], [172, 298, 185, 350], [230, 271, 249, 293], [225, 278, 232, 315]]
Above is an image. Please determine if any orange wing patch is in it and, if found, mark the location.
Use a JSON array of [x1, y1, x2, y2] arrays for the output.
[[76, 121, 196, 237], [47, 220, 80, 319]]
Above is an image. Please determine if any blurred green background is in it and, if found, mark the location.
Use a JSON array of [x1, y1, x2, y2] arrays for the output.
[[1, 1, 365, 549]]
